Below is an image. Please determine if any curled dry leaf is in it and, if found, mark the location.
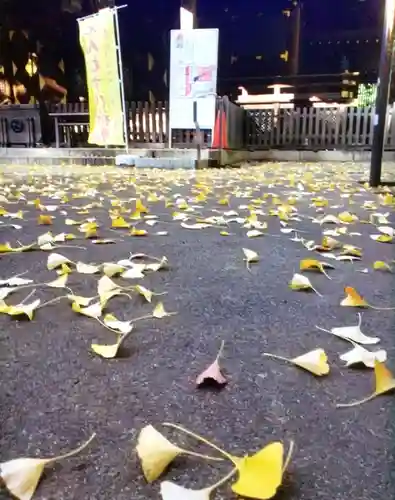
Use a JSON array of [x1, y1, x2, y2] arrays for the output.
[[337, 361, 395, 407], [340, 287, 368, 307], [196, 341, 227, 388], [0, 433, 95, 500], [263, 348, 329, 376]]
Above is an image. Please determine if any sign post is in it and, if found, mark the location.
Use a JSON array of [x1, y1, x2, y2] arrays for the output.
[[78, 5, 128, 150], [168, 29, 219, 148]]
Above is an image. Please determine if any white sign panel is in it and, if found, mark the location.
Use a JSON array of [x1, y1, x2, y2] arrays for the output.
[[169, 29, 219, 131]]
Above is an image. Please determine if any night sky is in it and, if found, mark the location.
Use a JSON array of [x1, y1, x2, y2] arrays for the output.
[[0, 0, 385, 100]]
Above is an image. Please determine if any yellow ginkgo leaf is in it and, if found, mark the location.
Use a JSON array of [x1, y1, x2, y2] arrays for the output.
[[0, 433, 95, 500], [299, 259, 334, 278], [373, 261, 392, 272], [337, 361, 395, 407], [57, 263, 72, 275], [47, 274, 68, 288], [102, 263, 125, 277], [91, 336, 124, 359], [136, 199, 149, 214], [340, 287, 368, 307], [97, 276, 119, 298], [231, 443, 284, 499], [243, 248, 259, 270], [111, 216, 130, 229], [136, 425, 183, 482], [153, 302, 175, 319], [76, 262, 101, 275], [6, 299, 41, 321], [67, 294, 94, 307], [0, 243, 13, 253], [130, 227, 147, 236], [246, 229, 263, 238], [72, 301, 102, 319], [338, 211, 358, 223], [134, 285, 153, 303], [92, 239, 116, 245], [291, 348, 330, 376], [319, 214, 340, 225], [103, 313, 133, 334], [263, 348, 329, 376], [47, 253, 72, 270], [289, 273, 321, 296], [341, 244, 362, 257], [38, 214, 53, 225], [370, 234, 393, 243]]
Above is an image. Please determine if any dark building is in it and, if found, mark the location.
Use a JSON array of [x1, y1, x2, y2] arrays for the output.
[[0, 0, 386, 103]]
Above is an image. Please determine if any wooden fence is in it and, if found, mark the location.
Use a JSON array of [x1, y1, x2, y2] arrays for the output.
[[245, 106, 395, 150], [47, 101, 395, 151]]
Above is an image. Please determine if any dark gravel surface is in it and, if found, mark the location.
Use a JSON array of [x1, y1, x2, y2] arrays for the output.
[[0, 162, 395, 500]]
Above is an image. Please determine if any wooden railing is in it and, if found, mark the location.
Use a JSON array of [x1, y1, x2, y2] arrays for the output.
[[46, 101, 395, 151], [244, 106, 395, 150]]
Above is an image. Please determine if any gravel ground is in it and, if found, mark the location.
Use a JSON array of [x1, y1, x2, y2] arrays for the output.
[[0, 161, 395, 500]]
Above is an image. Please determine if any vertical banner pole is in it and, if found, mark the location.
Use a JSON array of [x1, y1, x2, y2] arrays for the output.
[[113, 6, 129, 152]]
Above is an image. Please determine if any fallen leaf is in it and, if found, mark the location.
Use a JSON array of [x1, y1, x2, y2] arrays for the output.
[[246, 229, 264, 238], [373, 261, 392, 272], [0, 276, 33, 287], [102, 263, 125, 277], [67, 294, 95, 307], [153, 302, 175, 319], [263, 348, 329, 376], [136, 425, 183, 482], [316, 313, 380, 344], [0, 433, 95, 500], [38, 214, 53, 225], [337, 361, 395, 407], [46, 274, 68, 289], [338, 211, 358, 223], [370, 234, 393, 243], [196, 341, 227, 387], [231, 442, 286, 499], [134, 285, 153, 303], [92, 239, 116, 245], [5, 299, 41, 321], [91, 336, 124, 359], [72, 301, 102, 319], [111, 216, 130, 229], [299, 259, 334, 278], [339, 344, 387, 368], [103, 313, 133, 334], [130, 227, 147, 236], [180, 222, 211, 229], [340, 287, 368, 307], [289, 273, 321, 295], [243, 248, 259, 270], [76, 262, 101, 275], [121, 267, 145, 279], [47, 253, 72, 270]]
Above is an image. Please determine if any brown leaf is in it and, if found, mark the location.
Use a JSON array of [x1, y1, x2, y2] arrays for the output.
[[196, 341, 227, 388]]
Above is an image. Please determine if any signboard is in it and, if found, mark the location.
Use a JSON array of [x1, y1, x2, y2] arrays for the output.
[[169, 29, 219, 132], [78, 8, 125, 146]]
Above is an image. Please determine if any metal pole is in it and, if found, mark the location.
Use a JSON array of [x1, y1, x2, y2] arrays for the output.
[[113, 6, 129, 152], [369, 0, 395, 187]]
